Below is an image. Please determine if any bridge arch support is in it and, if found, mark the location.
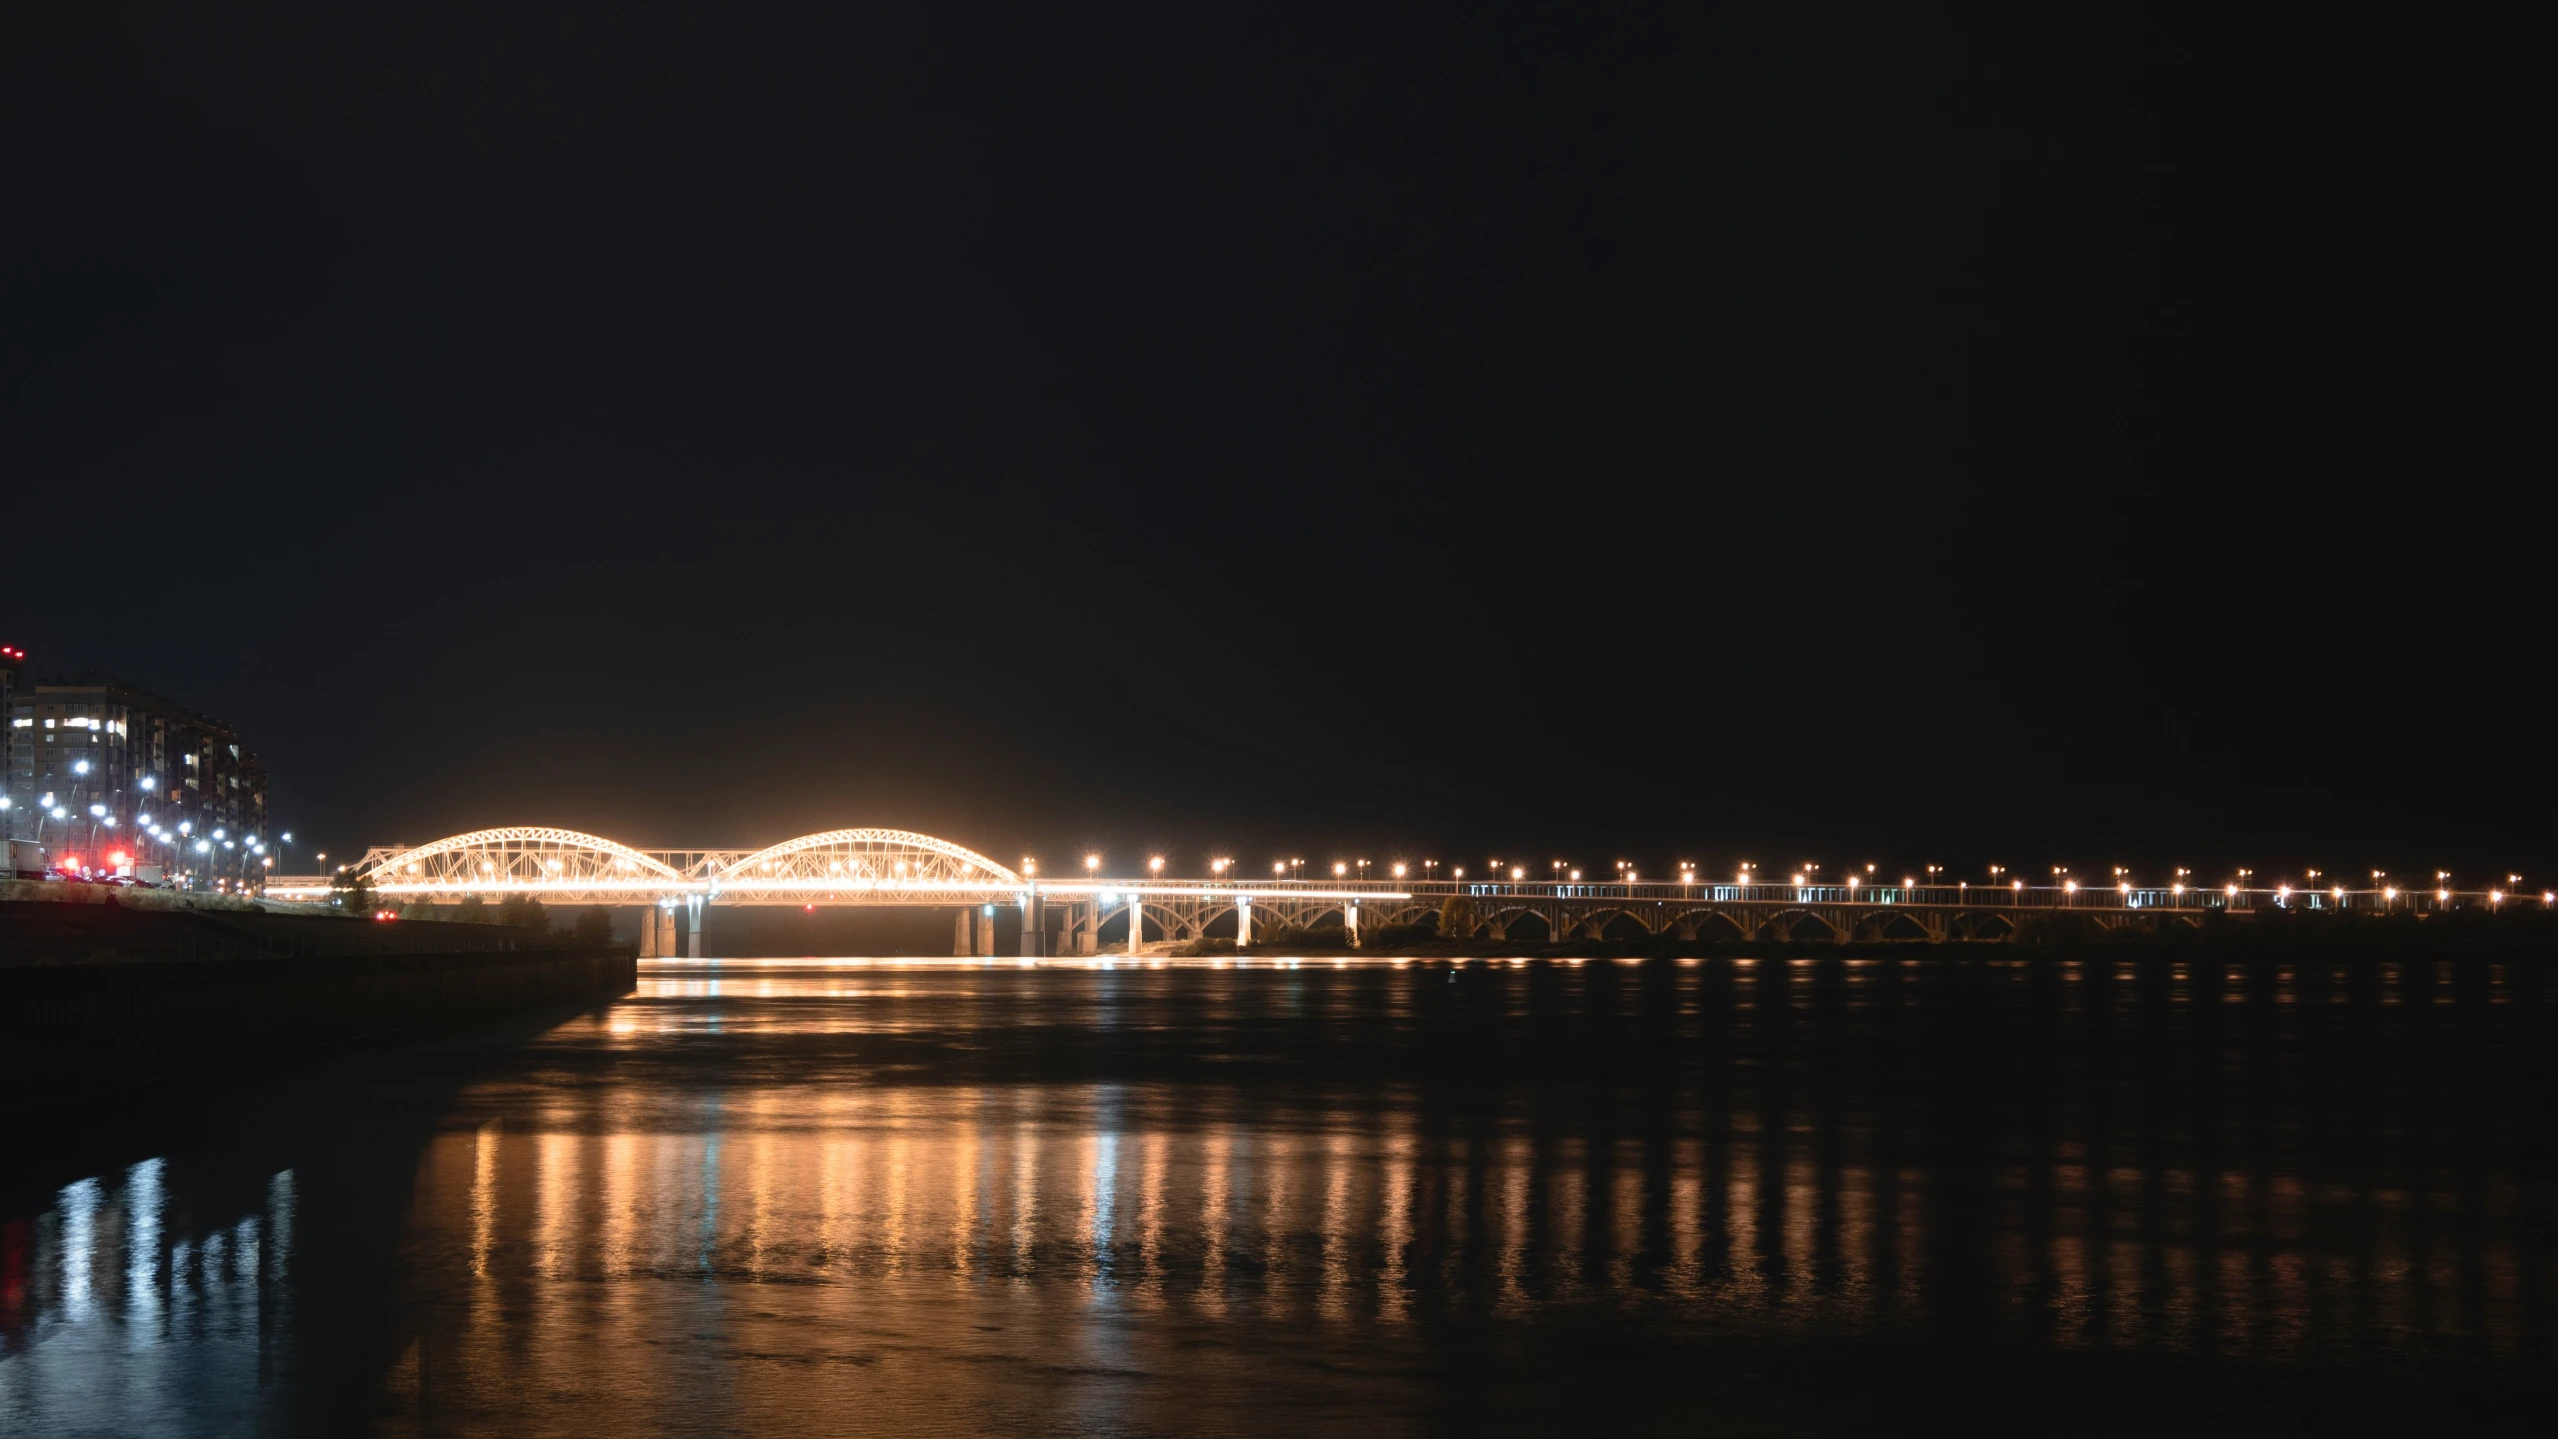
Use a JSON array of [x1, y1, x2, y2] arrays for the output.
[[362, 826, 683, 897]]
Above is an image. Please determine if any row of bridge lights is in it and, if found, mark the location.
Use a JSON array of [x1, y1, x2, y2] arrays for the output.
[[1021, 854, 2552, 907]]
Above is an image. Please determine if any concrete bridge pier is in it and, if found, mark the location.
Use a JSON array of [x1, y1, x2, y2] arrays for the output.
[[952, 905, 1005, 956], [685, 896, 705, 958], [1236, 896, 1252, 948], [1346, 900, 1360, 948], [1020, 891, 1044, 957]]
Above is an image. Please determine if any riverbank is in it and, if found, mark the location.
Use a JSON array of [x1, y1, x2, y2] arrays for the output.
[[1, 900, 636, 1106]]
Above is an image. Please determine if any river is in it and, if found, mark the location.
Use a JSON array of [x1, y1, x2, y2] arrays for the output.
[[3, 954, 2549, 1434]]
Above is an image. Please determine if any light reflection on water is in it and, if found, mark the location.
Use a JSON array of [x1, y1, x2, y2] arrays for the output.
[[2, 954, 2549, 1435], [1, 1163, 298, 1434]]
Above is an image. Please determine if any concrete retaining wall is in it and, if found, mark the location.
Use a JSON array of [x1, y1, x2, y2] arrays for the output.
[[0, 945, 637, 1105]]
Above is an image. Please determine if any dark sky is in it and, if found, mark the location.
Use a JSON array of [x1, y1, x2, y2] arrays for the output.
[[4, 3, 2532, 880]]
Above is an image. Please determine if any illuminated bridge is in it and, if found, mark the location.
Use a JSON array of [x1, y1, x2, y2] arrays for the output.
[[244, 825, 2390, 958]]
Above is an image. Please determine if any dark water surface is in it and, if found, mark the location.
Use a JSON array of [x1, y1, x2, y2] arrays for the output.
[[5, 954, 2552, 1435]]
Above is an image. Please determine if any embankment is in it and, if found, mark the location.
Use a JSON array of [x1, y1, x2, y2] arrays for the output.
[[1, 900, 636, 1105]]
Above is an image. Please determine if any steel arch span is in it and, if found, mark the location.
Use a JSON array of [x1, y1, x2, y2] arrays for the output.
[[362, 826, 685, 899], [712, 828, 1023, 901]]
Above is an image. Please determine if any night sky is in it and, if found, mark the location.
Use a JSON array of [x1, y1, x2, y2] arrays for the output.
[[5, 4, 2528, 877]]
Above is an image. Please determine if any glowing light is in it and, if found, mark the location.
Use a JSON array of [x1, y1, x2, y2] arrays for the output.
[[1086, 854, 1101, 872]]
